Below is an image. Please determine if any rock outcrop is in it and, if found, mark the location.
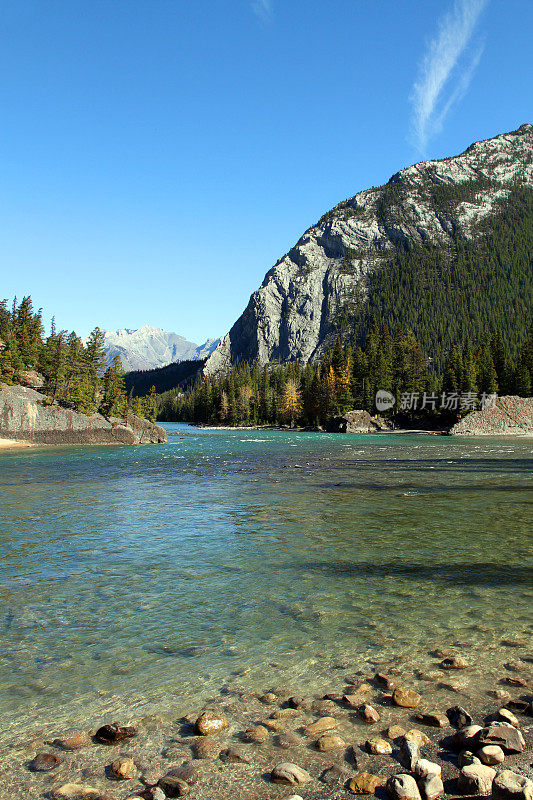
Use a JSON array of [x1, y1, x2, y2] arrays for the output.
[[204, 124, 533, 374], [0, 384, 166, 445], [450, 396, 533, 436], [325, 410, 391, 433]]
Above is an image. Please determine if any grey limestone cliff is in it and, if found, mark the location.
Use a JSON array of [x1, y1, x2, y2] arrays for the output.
[[0, 384, 167, 446], [204, 124, 533, 375]]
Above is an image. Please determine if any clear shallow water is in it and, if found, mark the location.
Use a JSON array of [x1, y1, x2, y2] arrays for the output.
[[0, 426, 531, 744]]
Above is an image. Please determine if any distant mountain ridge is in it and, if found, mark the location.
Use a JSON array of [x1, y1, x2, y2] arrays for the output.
[[204, 124, 533, 375], [103, 324, 219, 371]]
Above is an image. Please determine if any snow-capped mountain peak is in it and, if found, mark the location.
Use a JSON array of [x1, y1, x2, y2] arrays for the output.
[[103, 325, 220, 372]]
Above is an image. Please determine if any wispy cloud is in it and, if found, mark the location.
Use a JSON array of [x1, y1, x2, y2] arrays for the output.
[[251, 0, 272, 25], [410, 0, 488, 153]]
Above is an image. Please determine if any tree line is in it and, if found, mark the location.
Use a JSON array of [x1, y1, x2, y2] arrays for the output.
[[0, 296, 157, 420], [155, 326, 533, 426], [336, 185, 533, 370]]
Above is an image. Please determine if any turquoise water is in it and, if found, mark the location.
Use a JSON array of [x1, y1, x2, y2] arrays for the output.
[[0, 425, 531, 743]]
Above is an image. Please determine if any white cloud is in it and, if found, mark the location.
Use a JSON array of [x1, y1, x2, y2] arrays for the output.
[[410, 0, 488, 153], [251, 0, 272, 24]]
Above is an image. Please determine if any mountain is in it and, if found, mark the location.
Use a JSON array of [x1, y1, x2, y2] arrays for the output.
[[103, 324, 219, 371], [204, 124, 533, 375]]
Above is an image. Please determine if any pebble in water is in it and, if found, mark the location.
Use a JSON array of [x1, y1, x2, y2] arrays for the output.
[[110, 756, 137, 779], [393, 687, 421, 708], [94, 723, 137, 744], [259, 692, 278, 704], [440, 655, 469, 669], [357, 703, 381, 723], [366, 737, 392, 755], [316, 732, 345, 751], [194, 710, 228, 735], [505, 699, 531, 714], [414, 711, 448, 728], [271, 762, 312, 785], [29, 752, 62, 772], [192, 736, 221, 759], [375, 672, 397, 689], [304, 716, 338, 736], [157, 775, 190, 797], [505, 676, 527, 687], [53, 730, 92, 750], [320, 764, 352, 787], [242, 724, 269, 742], [51, 785, 103, 800], [161, 763, 198, 786], [219, 747, 252, 764]]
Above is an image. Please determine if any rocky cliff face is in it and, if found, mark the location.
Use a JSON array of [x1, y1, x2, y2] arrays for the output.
[[0, 384, 167, 445], [205, 124, 533, 374], [450, 396, 533, 436]]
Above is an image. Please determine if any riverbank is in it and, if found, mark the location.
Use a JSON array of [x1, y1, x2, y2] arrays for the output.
[[3, 641, 532, 800], [0, 436, 32, 448], [192, 424, 447, 435], [0, 384, 167, 445]]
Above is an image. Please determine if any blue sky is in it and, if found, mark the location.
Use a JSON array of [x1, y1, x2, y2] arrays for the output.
[[1, 0, 531, 343]]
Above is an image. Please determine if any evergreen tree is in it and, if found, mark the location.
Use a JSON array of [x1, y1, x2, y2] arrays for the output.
[[102, 356, 127, 416]]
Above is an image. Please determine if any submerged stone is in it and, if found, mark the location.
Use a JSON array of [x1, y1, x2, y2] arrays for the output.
[[304, 716, 337, 736], [29, 752, 62, 772], [95, 723, 137, 744], [271, 762, 311, 785], [366, 737, 392, 755], [393, 687, 421, 708], [194, 710, 228, 735], [358, 703, 380, 723], [110, 756, 137, 779]]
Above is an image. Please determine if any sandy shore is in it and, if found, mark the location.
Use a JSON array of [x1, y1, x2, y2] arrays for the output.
[[0, 436, 32, 448]]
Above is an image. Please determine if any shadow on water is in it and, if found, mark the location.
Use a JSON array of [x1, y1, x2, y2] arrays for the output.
[[287, 561, 533, 586], [318, 482, 533, 493], [325, 457, 533, 472]]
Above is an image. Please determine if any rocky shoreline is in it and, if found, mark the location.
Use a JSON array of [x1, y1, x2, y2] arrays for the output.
[[0, 384, 166, 446], [4, 644, 532, 800], [193, 397, 533, 437]]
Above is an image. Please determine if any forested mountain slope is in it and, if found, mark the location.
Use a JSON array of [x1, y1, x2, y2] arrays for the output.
[[205, 124, 533, 375]]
